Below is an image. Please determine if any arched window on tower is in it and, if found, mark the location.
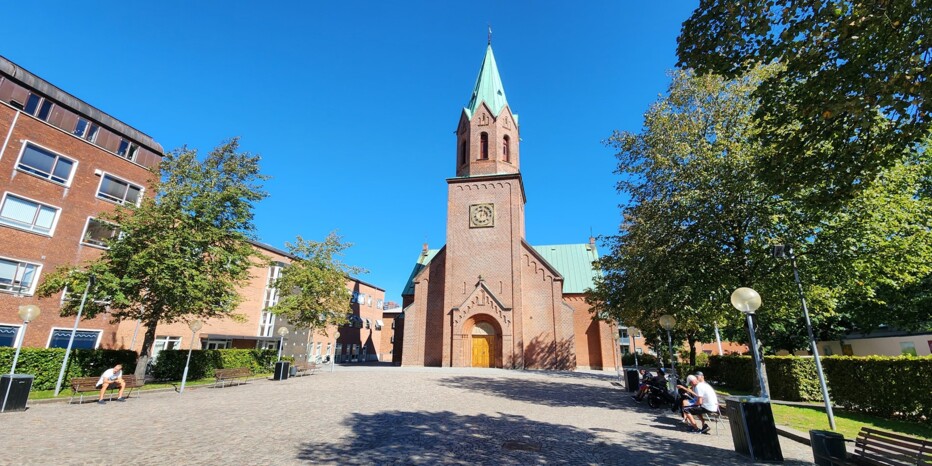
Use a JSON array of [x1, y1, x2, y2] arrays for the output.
[[480, 132, 489, 160], [503, 135, 511, 163], [460, 140, 467, 165]]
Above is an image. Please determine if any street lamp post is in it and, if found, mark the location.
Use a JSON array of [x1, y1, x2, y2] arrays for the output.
[[54, 274, 95, 397], [3, 304, 41, 412], [179, 320, 203, 395], [658, 314, 677, 382], [730, 287, 768, 399], [277, 326, 289, 361], [330, 331, 340, 373], [630, 327, 640, 370], [775, 245, 836, 430]]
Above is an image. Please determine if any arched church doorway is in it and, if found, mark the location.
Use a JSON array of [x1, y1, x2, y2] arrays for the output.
[[464, 317, 502, 368]]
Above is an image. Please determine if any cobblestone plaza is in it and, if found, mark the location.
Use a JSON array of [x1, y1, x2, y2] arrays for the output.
[[4, 367, 815, 465]]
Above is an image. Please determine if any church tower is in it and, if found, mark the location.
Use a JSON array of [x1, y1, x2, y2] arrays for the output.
[[400, 41, 613, 371]]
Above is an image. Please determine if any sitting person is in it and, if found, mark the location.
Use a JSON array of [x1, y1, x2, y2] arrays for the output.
[[676, 376, 700, 422], [682, 373, 719, 434], [97, 364, 127, 404]]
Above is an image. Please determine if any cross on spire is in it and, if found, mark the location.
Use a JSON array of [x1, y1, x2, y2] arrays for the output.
[[488, 25, 492, 45]]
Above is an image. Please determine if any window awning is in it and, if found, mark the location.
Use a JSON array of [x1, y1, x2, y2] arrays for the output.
[[376, 320, 384, 328], [203, 333, 280, 342]]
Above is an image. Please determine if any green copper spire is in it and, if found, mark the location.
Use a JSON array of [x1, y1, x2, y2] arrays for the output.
[[465, 45, 510, 119]]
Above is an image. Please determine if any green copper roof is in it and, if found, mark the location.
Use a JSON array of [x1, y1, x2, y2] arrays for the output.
[[401, 243, 599, 296], [401, 249, 440, 296], [531, 244, 600, 294], [465, 45, 510, 119]]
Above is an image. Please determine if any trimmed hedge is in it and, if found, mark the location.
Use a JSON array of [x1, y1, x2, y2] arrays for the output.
[[0, 348, 137, 391], [621, 353, 658, 367], [150, 349, 278, 381], [707, 354, 932, 421], [822, 355, 931, 422]]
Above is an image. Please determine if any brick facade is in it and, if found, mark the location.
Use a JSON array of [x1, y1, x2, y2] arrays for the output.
[[0, 56, 162, 350], [400, 45, 618, 371]]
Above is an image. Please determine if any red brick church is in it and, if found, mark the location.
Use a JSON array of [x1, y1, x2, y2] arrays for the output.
[[398, 43, 619, 370]]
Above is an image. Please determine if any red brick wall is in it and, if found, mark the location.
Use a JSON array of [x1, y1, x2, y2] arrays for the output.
[[0, 103, 156, 348]]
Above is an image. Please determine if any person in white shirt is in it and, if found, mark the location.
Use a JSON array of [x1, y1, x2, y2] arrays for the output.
[[683, 373, 719, 434], [96, 364, 126, 404]]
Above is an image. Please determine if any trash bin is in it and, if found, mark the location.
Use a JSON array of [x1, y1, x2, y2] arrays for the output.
[[625, 369, 640, 392], [725, 396, 784, 462], [810, 430, 846, 465], [273, 361, 290, 381], [1, 374, 34, 413]]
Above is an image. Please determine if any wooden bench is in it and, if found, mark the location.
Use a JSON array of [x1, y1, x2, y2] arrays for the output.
[[292, 362, 319, 377], [213, 367, 251, 388], [69, 375, 142, 404], [814, 427, 931, 466]]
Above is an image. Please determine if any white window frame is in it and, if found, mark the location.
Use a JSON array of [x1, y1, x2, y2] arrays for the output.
[[0, 323, 23, 347], [15, 140, 78, 187], [0, 255, 42, 295], [46, 327, 102, 349], [73, 118, 100, 143], [80, 216, 121, 249], [95, 172, 144, 206], [0, 192, 61, 236], [152, 335, 183, 361], [24, 93, 54, 121], [204, 339, 231, 350]]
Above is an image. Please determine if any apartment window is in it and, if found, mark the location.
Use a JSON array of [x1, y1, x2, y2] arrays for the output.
[[116, 139, 139, 161], [81, 217, 121, 248], [0, 257, 40, 295], [48, 328, 101, 349], [17, 143, 75, 185], [73, 118, 100, 143], [152, 336, 182, 361], [204, 339, 230, 350], [0, 324, 21, 347], [0, 194, 60, 235], [24, 93, 53, 121], [503, 135, 511, 162], [480, 132, 489, 159], [377, 299, 383, 309], [97, 174, 142, 205], [258, 262, 284, 337]]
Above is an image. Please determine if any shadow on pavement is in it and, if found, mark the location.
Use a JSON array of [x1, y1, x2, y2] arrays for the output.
[[296, 410, 805, 465], [438, 376, 628, 410]]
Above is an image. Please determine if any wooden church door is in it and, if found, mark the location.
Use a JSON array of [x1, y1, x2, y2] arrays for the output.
[[472, 335, 493, 367]]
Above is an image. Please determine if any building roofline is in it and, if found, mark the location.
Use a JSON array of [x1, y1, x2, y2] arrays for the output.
[[0, 54, 164, 154], [248, 238, 385, 292]]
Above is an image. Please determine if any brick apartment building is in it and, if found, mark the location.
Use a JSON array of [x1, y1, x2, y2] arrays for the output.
[[0, 55, 387, 364], [398, 44, 619, 370], [113, 240, 387, 364], [0, 55, 163, 350]]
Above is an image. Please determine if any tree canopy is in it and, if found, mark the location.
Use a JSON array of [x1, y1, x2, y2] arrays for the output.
[[677, 0, 932, 205], [591, 67, 932, 357], [38, 138, 267, 359], [267, 232, 364, 331]]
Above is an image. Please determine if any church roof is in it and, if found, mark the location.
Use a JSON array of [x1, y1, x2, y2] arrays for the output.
[[464, 45, 513, 121], [400, 243, 599, 296], [531, 244, 600, 294]]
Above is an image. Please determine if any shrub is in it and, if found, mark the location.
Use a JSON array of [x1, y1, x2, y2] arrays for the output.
[[0, 348, 137, 391], [821, 355, 932, 422], [622, 352, 658, 367], [150, 349, 278, 381], [708, 355, 755, 391], [764, 356, 822, 402]]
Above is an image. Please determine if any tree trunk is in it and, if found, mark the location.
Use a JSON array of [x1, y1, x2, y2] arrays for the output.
[[134, 318, 160, 383], [687, 333, 698, 366]]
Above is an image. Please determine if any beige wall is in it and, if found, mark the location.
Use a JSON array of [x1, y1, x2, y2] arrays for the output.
[[811, 334, 931, 357]]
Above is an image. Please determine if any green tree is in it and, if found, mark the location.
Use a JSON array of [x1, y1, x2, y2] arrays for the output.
[[591, 67, 932, 364], [267, 232, 364, 331], [38, 138, 267, 361], [677, 0, 932, 205]]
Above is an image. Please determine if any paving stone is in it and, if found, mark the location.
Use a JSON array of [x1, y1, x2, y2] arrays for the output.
[[1, 367, 815, 465]]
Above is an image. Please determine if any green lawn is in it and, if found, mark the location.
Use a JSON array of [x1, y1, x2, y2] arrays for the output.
[[713, 387, 931, 441], [770, 404, 932, 441], [28, 373, 273, 400]]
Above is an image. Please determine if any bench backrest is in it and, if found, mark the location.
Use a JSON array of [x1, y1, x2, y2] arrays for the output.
[[854, 427, 932, 466], [214, 367, 251, 377], [71, 375, 140, 390]]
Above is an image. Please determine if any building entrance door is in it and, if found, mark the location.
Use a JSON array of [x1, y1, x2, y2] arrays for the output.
[[472, 335, 493, 367]]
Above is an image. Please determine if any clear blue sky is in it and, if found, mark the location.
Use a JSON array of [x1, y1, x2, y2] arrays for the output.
[[4, 1, 698, 302]]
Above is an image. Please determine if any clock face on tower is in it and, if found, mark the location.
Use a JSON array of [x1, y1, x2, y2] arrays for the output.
[[469, 203, 495, 228]]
